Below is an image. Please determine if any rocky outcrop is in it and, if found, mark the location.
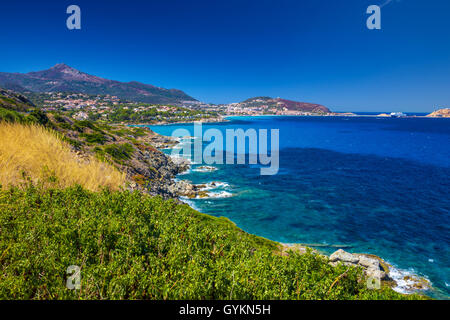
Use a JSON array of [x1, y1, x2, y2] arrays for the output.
[[426, 108, 450, 118], [126, 146, 189, 198], [328, 249, 431, 292], [329, 249, 389, 280], [0, 87, 35, 112]]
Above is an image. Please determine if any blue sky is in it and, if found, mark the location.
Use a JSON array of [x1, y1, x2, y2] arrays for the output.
[[0, 0, 449, 112]]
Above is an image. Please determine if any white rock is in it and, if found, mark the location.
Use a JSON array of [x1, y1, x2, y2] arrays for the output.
[[358, 255, 380, 269], [329, 249, 359, 264]]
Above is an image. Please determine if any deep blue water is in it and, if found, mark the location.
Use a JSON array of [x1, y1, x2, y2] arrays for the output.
[[148, 116, 450, 298]]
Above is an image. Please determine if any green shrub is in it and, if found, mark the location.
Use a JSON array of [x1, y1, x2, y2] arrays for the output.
[[104, 143, 134, 161], [0, 107, 24, 123], [0, 186, 424, 300], [27, 110, 49, 126], [53, 114, 67, 123], [80, 132, 108, 144], [58, 122, 73, 130], [63, 137, 83, 149]]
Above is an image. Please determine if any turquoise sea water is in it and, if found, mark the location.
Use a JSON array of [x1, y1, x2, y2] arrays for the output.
[[147, 116, 450, 298]]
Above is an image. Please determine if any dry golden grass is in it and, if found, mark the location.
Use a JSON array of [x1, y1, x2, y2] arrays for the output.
[[0, 122, 126, 191]]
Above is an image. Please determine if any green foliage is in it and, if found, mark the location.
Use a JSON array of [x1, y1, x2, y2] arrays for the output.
[[112, 126, 147, 138], [27, 110, 49, 126], [53, 114, 67, 123], [0, 107, 24, 123], [103, 143, 134, 161], [79, 132, 108, 145], [88, 112, 101, 122], [0, 186, 424, 300], [107, 106, 215, 123], [58, 122, 73, 130], [0, 90, 34, 112], [63, 137, 83, 149]]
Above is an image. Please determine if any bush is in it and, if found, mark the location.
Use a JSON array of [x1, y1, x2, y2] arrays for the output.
[[104, 143, 134, 161], [0, 107, 24, 123], [27, 110, 49, 126], [0, 186, 423, 300], [80, 132, 108, 144]]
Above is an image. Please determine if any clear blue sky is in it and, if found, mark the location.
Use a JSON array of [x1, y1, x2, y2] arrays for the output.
[[1, 0, 449, 112]]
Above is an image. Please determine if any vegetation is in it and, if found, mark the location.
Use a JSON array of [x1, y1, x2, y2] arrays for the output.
[[79, 132, 108, 144], [0, 107, 25, 123], [0, 93, 425, 300], [0, 185, 423, 300], [0, 89, 35, 112], [108, 105, 216, 123], [0, 123, 125, 191], [103, 143, 135, 162]]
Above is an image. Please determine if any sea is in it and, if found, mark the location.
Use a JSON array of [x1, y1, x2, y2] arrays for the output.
[[147, 115, 450, 298]]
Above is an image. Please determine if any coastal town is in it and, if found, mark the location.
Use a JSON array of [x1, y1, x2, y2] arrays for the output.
[[25, 92, 449, 124]]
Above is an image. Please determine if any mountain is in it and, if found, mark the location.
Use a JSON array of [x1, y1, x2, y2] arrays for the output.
[[241, 96, 330, 113], [0, 64, 197, 105]]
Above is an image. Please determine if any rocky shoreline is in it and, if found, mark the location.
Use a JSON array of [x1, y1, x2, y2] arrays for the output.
[[134, 115, 228, 126], [281, 245, 431, 294], [124, 128, 214, 200]]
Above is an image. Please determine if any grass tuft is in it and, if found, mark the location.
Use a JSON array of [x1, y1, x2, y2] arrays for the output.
[[0, 122, 125, 191]]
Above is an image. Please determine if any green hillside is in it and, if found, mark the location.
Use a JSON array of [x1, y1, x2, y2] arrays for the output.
[[0, 186, 423, 300]]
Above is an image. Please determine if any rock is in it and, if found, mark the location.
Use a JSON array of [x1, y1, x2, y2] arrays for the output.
[[365, 266, 387, 281], [329, 250, 389, 281], [426, 108, 450, 118], [329, 249, 360, 264], [358, 255, 380, 269], [195, 166, 218, 172]]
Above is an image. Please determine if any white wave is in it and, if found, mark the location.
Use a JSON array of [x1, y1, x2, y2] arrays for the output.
[[179, 197, 201, 211], [195, 181, 230, 191], [192, 166, 218, 173], [206, 191, 233, 199], [185, 190, 234, 200], [388, 265, 431, 294], [209, 181, 230, 188], [177, 168, 191, 175]]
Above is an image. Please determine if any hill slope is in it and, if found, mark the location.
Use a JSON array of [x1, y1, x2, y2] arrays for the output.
[[0, 185, 421, 300], [241, 97, 330, 113], [0, 122, 125, 191], [0, 87, 35, 112], [0, 64, 197, 105]]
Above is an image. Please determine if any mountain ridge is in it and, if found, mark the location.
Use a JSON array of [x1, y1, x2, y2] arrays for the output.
[[0, 64, 197, 105]]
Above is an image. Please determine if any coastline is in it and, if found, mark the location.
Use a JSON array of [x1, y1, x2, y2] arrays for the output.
[[129, 112, 450, 128], [146, 119, 438, 297]]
